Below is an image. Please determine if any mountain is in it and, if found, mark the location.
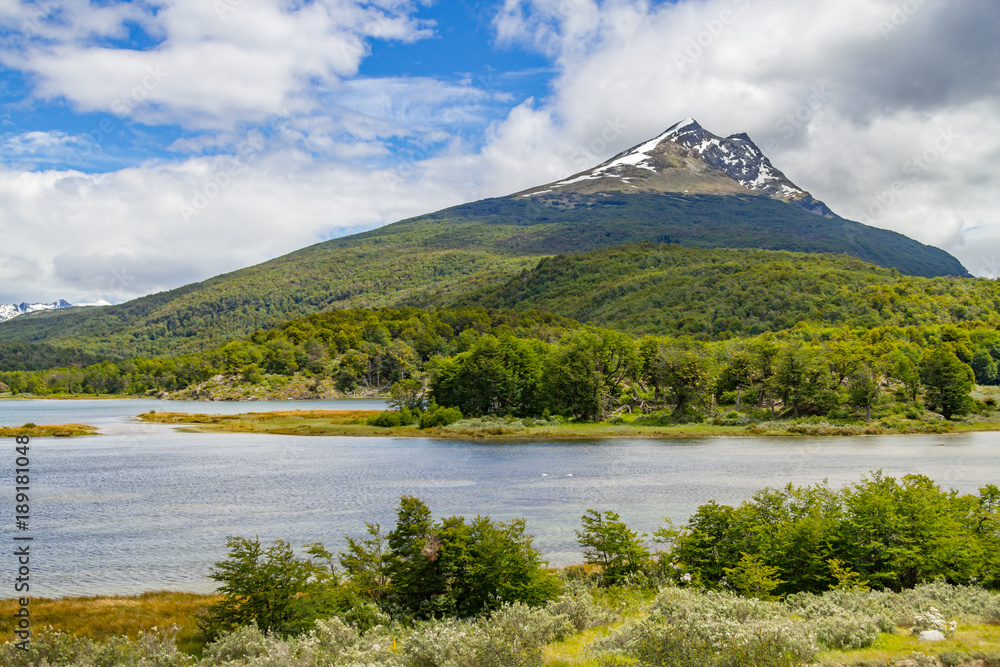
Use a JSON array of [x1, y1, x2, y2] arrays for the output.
[[516, 118, 836, 216], [0, 299, 110, 324], [0, 120, 970, 362]]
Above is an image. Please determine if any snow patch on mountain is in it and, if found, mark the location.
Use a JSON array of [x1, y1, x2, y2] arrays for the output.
[[532, 118, 835, 217], [0, 299, 110, 324]]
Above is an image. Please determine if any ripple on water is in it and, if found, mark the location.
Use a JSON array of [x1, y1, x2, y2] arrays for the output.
[[3, 401, 999, 596]]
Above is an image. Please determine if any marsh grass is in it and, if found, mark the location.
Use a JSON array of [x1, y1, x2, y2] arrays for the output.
[[0, 423, 98, 437], [0, 591, 219, 655], [137, 408, 1000, 439]]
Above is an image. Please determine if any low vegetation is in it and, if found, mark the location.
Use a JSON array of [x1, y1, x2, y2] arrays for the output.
[[4, 473, 998, 666], [0, 423, 98, 437]]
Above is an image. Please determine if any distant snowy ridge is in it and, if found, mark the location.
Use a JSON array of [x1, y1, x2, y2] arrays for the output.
[[0, 299, 111, 324]]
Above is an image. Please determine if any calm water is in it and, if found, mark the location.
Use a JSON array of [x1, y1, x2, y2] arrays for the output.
[[1, 399, 998, 597]]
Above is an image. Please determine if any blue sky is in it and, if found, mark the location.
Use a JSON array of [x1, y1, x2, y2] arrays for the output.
[[0, 0, 998, 304]]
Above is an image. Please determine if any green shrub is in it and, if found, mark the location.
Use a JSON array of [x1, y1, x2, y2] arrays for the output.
[[418, 406, 463, 429], [366, 408, 418, 427]]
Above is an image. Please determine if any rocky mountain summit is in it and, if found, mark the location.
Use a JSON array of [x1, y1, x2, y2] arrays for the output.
[[518, 118, 834, 217]]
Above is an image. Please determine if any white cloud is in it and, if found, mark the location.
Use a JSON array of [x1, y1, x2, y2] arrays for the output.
[[0, 146, 470, 303], [1, 0, 434, 130]]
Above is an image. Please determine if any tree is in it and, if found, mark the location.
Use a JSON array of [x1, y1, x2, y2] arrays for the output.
[[459, 516, 560, 616], [888, 351, 921, 403], [385, 496, 559, 618], [717, 348, 760, 410], [657, 348, 710, 416], [541, 329, 638, 420], [971, 348, 998, 385], [339, 523, 392, 604], [919, 347, 974, 418], [723, 552, 785, 601], [386, 496, 440, 616], [848, 364, 880, 420], [388, 378, 426, 412], [204, 536, 335, 638], [771, 344, 831, 417], [576, 510, 650, 584], [430, 335, 542, 417]]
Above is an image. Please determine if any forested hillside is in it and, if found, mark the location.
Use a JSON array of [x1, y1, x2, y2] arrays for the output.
[[0, 192, 968, 362], [448, 243, 1000, 338]]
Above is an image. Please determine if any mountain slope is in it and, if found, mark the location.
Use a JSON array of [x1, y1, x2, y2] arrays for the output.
[[445, 243, 998, 338], [0, 120, 970, 362]]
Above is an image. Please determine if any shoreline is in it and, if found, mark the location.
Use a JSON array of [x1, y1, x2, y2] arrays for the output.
[[136, 409, 1000, 439]]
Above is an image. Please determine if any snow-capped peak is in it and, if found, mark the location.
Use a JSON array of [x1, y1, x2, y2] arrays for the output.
[[522, 118, 834, 217], [664, 118, 699, 136], [0, 299, 110, 324]]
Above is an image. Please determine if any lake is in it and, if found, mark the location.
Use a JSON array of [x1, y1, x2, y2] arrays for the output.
[[1, 399, 998, 598]]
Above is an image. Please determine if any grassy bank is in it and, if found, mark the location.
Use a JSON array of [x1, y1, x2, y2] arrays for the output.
[[136, 408, 1000, 439], [0, 423, 98, 437], [0, 591, 218, 655]]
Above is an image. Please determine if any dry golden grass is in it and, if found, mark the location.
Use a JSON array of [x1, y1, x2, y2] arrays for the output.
[[0, 591, 219, 655], [0, 423, 98, 437]]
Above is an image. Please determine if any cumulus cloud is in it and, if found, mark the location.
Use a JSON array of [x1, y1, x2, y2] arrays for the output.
[[0, 149, 473, 303], [1, 0, 434, 130]]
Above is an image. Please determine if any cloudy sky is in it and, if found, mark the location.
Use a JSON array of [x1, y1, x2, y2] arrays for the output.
[[0, 0, 998, 304]]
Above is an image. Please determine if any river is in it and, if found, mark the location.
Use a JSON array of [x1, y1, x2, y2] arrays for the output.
[[1, 399, 997, 598]]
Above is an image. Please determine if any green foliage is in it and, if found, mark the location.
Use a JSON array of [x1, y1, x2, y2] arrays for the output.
[[576, 510, 650, 585], [671, 472, 1000, 596], [0, 189, 968, 363], [338, 522, 392, 605], [456, 243, 979, 340], [920, 346, 975, 418], [430, 334, 544, 417], [418, 405, 463, 429], [382, 496, 560, 619], [203, 537, 338, 639], [724, 552, 786, 601], [367, 409, 418, 427]]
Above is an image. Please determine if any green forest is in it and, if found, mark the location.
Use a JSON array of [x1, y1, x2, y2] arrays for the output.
[[4, 296, 1000, 427], [0, 190, 968, 360]]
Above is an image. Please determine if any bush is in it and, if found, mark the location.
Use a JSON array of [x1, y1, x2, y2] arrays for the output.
[[812, 612, 882, 649], [367, 409, 418, 427], [598, 588, 815, 667], [910, 606, 957, 638], [419, 406, 463, 429], [544, 584, 614, 633], [202, 537, 338, 639], [1, 626, 189, 667]]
